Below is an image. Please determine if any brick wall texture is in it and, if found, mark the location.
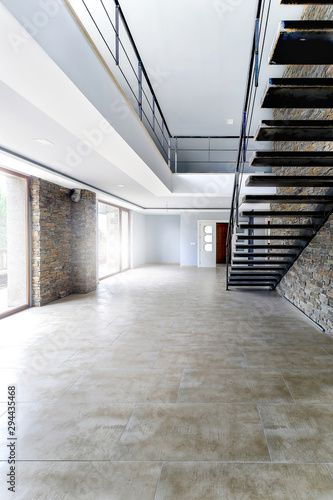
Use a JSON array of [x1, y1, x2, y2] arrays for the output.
[[31, 178, 96, 306], [272, 5, 333, 334]]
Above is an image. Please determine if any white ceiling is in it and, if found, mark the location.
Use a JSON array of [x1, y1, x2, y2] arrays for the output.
[[117, 0, 303, 136], [0, 0, 303, 211]]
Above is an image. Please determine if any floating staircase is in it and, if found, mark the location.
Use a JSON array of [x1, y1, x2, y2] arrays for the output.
[[246, 175, 333, 187], [281, 1, 333, 4], [255, 120, 333, 141], [261, 78, 333, 108], [269, 21, 333, 65], [227, 1, 333, 289], [250, 151, 333, 167]]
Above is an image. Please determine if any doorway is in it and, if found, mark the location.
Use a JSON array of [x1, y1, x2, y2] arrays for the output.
[[0, 167, 30, 317], [198, 221, 216, 268], [98, 201, 130, 279], [216, 223, 228, 264]]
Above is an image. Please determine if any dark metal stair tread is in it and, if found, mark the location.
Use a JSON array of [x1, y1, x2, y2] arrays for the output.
[[234, 253, 295, 257], [237, 235, 309, 240], [227, 282, 276, 287], [241, 210, 325, 217], [270, 21, 333, 65], [242, 194, 333, 203], [246, 175, 333, 187], [230, 272, 282, 276], [255, 120, 333, 141], [265, 78, 333, 86], [230, 266, 286, 271], [238, 224, 315, 229], [281, 1, 333, 4], [229, 276, 279, 281], [262, 78, 333, 108], [235, 245, 301, 250], [250, 151, 333, 167], [232, 262, 290, 266]]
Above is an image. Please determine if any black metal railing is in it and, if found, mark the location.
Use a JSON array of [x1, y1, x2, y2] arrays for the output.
[[69, 0, 172, 163], [169, 136, 257, 173], [66, 0, 268, 175], [226, 0, 272, 289]]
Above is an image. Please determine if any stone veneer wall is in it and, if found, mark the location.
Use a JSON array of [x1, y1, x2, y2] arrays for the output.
[[31, 177, 96, 306], [71, 190, 97, 294], [271, 5, 333, 334]]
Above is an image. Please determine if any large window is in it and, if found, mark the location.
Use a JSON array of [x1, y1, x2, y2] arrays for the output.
[[98, 202, 129, 279], [0, 168, 29, 317], [121, 209, 129, 271]]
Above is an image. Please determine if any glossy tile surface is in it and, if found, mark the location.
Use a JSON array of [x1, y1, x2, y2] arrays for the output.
[[155, 462, 333, 500], [0, 265, 332, 498], [258, 404, 333, 463], [0, 461, 162, 500], [0, 402, 134, 460], [154, 345, 247, 369], [112, 403, 270, 461], [60, 368, 183, 403], [177, 369, 294, 403], [282, 369, 333, 403]]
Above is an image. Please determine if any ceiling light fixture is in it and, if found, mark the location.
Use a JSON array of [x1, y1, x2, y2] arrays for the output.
[[227, 119, 234, 125], [34, 138, 54, 146], [116, 184, 126, 188]]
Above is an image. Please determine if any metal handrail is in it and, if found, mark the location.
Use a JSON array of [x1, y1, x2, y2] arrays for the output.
[[114, 0, 172, 138], [74, 0, 171, 161], [69, 0, 272, 176], [226, 0, 266, 290]]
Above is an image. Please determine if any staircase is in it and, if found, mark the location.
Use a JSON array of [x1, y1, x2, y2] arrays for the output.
[[227, 1, 333, 290]]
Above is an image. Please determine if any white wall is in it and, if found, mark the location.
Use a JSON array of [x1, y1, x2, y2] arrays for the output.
[[131, 212, 146, 268], [180, 211, 229, 266], [146, 215, 180, 264], [133, 211, 233, 268]]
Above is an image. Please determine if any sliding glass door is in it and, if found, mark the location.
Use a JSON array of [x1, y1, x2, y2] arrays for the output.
[[98, 202, 129, 279], [121, 209, 129, 271], [0, 168, 29, 317]]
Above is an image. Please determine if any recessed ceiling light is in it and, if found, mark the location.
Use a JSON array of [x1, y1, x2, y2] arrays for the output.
[[34, 138, 54, 146], [116, 184, 126, 188], [227, 119, 234, 125]]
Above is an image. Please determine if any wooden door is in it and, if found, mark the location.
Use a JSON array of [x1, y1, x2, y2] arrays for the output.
[[216, 223, 228, 264]]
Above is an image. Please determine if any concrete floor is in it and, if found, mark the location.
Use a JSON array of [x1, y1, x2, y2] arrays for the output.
[[1, 264, 333, 499]]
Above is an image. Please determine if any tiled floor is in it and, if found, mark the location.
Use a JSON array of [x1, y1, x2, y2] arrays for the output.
[[0, 264, 333, 499]]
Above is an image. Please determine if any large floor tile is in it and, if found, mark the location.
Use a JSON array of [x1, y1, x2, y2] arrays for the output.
[[282, 370, 333, 403], [61, 345, 161, 370], [0, 461, 162, 500], [0, 345, 78, 370], [112, 403, 270, 461], [258, 404, 333, 463], [1, 265, 332, 497], [155, 462, 333, 500], [0, 366, 86, 402], [244, 346, 333, 370], [263, 331, 333, 347], [154, 346, 246, 369], [114, 330, 190, 346], [0, 403, 134, 460], [323, 345, 333, 356], [177, 369, 294, 404], [189, 331, 266, 346], [60, 368, 182, 403]]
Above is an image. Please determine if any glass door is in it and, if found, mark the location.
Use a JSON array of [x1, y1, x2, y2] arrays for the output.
[[0, 168, 29, 317], [98, 202, 120, 279], [98, 202, 130, 279], [121, 209, 129, 271]]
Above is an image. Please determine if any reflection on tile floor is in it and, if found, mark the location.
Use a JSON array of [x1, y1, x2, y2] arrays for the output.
[[0, 265, 333, 498]]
